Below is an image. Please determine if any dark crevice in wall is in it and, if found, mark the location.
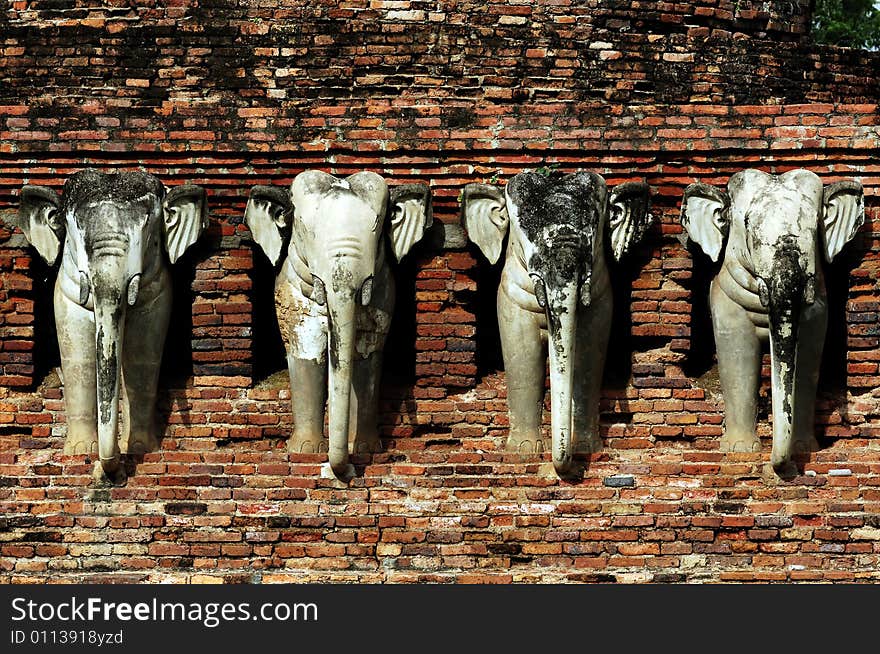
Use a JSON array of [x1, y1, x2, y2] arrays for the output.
[[249, 251, 286, 385], [819, 249, 864, 394], [469, 249, 503, 379], [382, 254, 419, 385], [680, 246, 719, 380], [160, 249, 198, 385], [1, 149, 876, 172], [28, 254, 58, 388]]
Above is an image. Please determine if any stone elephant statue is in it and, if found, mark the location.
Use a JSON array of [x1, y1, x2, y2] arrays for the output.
[[15, 169, 208, 484], [461, 171, 652, 476], [245, 170, 432, 479], [680, 168, 864, 475]]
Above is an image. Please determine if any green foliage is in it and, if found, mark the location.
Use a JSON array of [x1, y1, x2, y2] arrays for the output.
[[812, 0, 880, 49], [533, 162, 561, 177]]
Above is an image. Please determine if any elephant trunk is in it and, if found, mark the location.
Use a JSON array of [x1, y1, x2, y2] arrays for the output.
[[547, 281, 579, 476], [327, 289, 357, 477], [766, 251, 804, 473], [92, 254, 128, 481]]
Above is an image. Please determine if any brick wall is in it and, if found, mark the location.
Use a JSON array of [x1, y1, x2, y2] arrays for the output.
[[1, 3, 879, 583]]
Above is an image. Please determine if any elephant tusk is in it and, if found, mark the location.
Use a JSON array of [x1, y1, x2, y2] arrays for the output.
[[756, 277, 770, 308], [360, 276, 373, 306], [579, 273, 592, 307], [311, 277, 326, 306], [78, 271, 90, 306], [531, 275, 547, 309], [127, 274, 140, 306], [804, 274, 816, 304]]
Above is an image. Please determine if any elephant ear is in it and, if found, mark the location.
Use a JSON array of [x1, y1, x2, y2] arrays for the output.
[[680, 182, 730, 263], [821, 180, 864, 263], [460, 183, 509, 265], [163, 184, 208, 264], [244, 185, 293, 266], [608, 181, 653, 262], [17, 185, 64, 264], [388, 183, 432, 262]]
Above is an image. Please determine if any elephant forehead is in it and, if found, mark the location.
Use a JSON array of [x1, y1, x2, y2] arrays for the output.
[[507, 171, 604, 237], [728, 168, 773, 198], [73, 200, 154, 236], [778, 168, 822, 191], [745, 180, 821, 240], [730, 169, 822, 216], [63, 171, 163, 222], [297, 191, 380, 233], [63, 170, 163, 207]]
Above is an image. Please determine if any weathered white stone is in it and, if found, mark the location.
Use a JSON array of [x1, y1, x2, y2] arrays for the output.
[[829, 468, 853, 476], [246, 172, 431, 479], [852, 527, 880, 540], [680, 169, 864, 477], [461, 172, 651, 478], [16, 170, 207, 486], [386, 10, 425, 21]]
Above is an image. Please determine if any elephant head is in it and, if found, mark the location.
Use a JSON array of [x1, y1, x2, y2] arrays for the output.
[[246, 170, 432, 478], [462, 171, 651, 474], [18, 169, 208, 483], [681, 168, 864, 472]]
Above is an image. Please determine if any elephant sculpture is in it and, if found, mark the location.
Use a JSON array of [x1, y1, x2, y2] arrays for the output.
[[245, 170, 432, 479], [15, 169, 208, 484], [680, 168, 864, 475], [460, 171, 652, 476]]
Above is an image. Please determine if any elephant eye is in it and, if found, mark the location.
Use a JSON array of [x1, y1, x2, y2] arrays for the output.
[[270, 204, 288, 226], [46, 207, 63, 231]]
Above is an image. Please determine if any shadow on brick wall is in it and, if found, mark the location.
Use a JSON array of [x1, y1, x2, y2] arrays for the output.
[[249, 252, 286, 385], [29, 254, 58, 386], [680, 246, 717, 380], [606, 261, 637, 388], [470, 254, 503, 379], [161, 249, 199, 385], [818, 240, 867, 426], [821, 258, 855, 393], [383, 255, 419, 385]]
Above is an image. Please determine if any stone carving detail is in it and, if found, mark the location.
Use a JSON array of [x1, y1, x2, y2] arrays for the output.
[[15, 170, 208, 484], [680, 169, 864, 475], [246, 171, 432, 479], [461, 171, 652, 475]]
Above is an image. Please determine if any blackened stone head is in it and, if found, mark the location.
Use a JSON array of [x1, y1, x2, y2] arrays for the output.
[[62, 170, 165, 238], [507, 171, 605, 306]]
